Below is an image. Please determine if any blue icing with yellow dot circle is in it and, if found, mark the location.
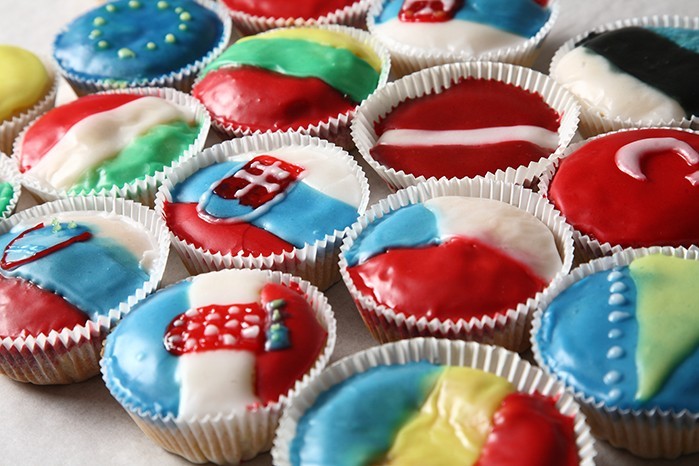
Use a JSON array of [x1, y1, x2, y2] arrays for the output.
[[54, 0, 223, 81]]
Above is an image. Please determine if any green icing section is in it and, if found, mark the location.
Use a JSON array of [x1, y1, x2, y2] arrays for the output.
[[630, 254, 699, 401], [0, 182, 13, 215], [69, 120, 199, 194], [201, 38, 380, 103]]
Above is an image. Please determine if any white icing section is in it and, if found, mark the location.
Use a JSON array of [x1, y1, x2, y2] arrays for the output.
[[552, 47, 685, 122], [176, 349, 260, 419], [375, 127, 559, 150], [615, 137, 699, 183], [373, 19, 523, 54], [425, 196, 562, 281], [27, 96, 192, 190], [189, 268, 268, 308]]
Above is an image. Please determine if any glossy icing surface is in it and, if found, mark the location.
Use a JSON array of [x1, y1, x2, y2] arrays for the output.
[[549, 128, 699, 248], [53, 0, 224, 81], [0, 45, 50, 121], [0, 182, 14, 215], [371, 78, 560, 179], [221, 0, 356, 20]]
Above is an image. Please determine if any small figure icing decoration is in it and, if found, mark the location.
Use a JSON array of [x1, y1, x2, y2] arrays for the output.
[[399, 0, 464, 22]]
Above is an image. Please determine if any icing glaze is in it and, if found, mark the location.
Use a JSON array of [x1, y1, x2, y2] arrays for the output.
[[0, 45, 50, 121], [53, 0, 224, 81], [221, 0, 357, 20], [371, 78, 561, 179], [0, 182, 14, 216], [548, 128, 699, 248]]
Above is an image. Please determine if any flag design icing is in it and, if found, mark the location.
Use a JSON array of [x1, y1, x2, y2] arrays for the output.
[[0, 45, 50, 122], [537, 254, 699, 411], [102, 269, 327, 419], [221, 0, 357, 21], [290, 362, 578, 466]]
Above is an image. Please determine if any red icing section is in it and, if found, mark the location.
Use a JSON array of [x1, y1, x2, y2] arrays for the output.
[[371, 78, 560, 179], [19, 94, 142, 172], [163, 201, 294, 255], [475, 392, 579, 466], [399, 0, 464, 22], [548, 128, 699, 247], [347, 237, 546, 321], [0, 275, 88, 338], [192, 66, 355, 133], [221, 0, 356, 20]]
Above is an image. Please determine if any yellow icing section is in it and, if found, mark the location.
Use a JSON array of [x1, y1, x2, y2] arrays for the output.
[[382, 367, 514, 465], [630, 254, 699, 401], [238, 28, 383, 73], [0, 46, 49, 122]]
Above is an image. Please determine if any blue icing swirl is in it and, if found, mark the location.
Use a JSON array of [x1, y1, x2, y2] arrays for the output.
[[53, 0, 224, 81]]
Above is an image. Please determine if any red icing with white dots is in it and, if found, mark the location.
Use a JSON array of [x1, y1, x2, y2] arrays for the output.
[[221, 0, 357, 20]]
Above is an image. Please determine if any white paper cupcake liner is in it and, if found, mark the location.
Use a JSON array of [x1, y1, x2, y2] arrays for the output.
[[367, 0, 560, 77], [549, 15, 699, 138], [155, 132, 370, 291], [272, 337, 597, 465], [55, 0, 232, 95], [0, 155, 22, 220], [0, 196, 170, 384], [531, 246, 699, 458], [101, 270, 337, 464], [338, 177, 574, 352], [13, 86, 211, 207], [352, 61, 580, 191]]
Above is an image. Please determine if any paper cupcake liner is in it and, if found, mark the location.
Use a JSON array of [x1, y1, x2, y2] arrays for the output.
[[367, 0, 560, 77], [155, 131, 371, 291], [272, 337, 597, 465], [338, 177, 574, 352], [101, 270, 337, 464], [0, 196, 170, 384], [13, 86, 210, 207], [549, 15, 699, 138], [531, 246, 699, 458], [225, 0, 374, 36], [352, 61, 580, 192], [197, 24, 390, 151], [0, 155, 22, 220], [55, 0, 232, 95]]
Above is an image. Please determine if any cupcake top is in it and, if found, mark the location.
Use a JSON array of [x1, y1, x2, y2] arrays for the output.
[[102, 268, 329, 419], [221, 0, 357, 20], [0, 45, 51, 123], [290, 361, 579, 466], [0, 210, 158, 339], [535, 253, 699, 412], [53, 0, 225, 83]]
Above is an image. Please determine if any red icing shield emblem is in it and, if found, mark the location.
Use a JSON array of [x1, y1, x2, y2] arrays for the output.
[[399, 0, 463, 22]]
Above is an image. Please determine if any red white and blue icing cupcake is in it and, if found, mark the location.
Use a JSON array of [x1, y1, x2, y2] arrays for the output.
[[102, 268, 335, 464], [533, 247, 699, 458], [339, 178, 573, 351], [0, 197, 170, 384]]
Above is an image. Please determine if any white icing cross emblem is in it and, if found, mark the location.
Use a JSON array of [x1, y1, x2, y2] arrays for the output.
[[232, 160, 291, 199]]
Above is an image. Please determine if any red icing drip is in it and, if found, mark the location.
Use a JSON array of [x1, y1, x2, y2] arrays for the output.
[[192, 66, 355, 133], [220, 0, 356, 20], [475, 392, 579, 466], [0, 275, 88, 339], [347, 237, 546, 321], [19, 94, 142, 172], [548, 128, 699, 247], [399, 0, 464, 23], [163, 202, 295, 255], [1, 223, 92, 271]]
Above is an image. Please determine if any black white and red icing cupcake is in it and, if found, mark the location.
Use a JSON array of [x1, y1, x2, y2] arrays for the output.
[[102, 268, 335, 464]]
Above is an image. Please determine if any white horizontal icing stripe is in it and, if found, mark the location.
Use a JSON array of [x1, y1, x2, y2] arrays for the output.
[[375, 126, 559, 150], [190, 269, 268, 308], [425, 196, 562, 281], [28, 96, 192, 191]]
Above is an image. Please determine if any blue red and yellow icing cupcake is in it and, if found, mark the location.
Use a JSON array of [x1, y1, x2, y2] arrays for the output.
[[102, 268, 335, 464]]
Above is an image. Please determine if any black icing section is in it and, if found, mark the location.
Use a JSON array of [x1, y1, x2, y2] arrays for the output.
[[577, 27, 699, 118]]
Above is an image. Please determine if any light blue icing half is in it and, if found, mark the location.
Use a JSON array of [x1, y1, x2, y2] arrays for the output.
[[536, 266, 699, 411], [290, 361, 442, 466], [648, 27, 699, 54], [374, 0, 550, 38], [343, 204, 440, 267], [103, 280, 191, 417]]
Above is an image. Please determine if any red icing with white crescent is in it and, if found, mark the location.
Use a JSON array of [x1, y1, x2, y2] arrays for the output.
[[221, 0, 357, 20]]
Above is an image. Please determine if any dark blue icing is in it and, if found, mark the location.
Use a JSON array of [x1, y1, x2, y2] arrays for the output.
[[53, 0, 224, 81]]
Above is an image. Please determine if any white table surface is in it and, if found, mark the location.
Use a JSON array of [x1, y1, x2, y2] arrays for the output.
[[1, 0, 698, 464]]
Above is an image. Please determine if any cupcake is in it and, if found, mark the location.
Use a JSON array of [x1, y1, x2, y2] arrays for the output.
[[0, 197, 170, 384], [532, 247, 699, 458], [339, 178, 573, 352], [550, 16, 699, 136], [101, 268, 336, 464], [156, 132, 369, 290], [53, 0, 231, 94], [192, 25, 389, 147], [352, 61, 580, 190], [0, 155, 21, 220], [0, 45, 58, 155], [14, 87, 210, 205], [273, 338, 597, 465], [540, 127, 699, 259], [368, 0, 558, 76]]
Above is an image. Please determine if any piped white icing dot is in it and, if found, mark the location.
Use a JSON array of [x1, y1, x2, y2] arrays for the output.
[[222, 334, 236, 346], [603, 371, 622, 385], [224, 320, 239, 329], [609, 282, 627, 293], [607, 346, 625, 359], [607, 270, 624, 282], [205, 313, 221, 321], [244, 315, 261, 324], [241, 325, 260, 339], [608, 293, 627, 306], [608, 311, 631, 323], [608, 328, 623, 339], [204, 324, 219, 336]]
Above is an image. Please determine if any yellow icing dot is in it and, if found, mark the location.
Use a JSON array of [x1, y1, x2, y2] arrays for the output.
[[165, 33, 176, 44], [157, 1, 169, 9], [178, 24, 188, 31], [128, 0, 141, 8], [175, 6, 183, 13], [118, 48, 136, 59], [105, 4, 116, 13], [146, 42, 157, 50], [0, 45, 50, 122], [89, 29, 102, 39], [93, 17, 106, 26], [98, 40, 110, 49], [179, 12, 191, 21]]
